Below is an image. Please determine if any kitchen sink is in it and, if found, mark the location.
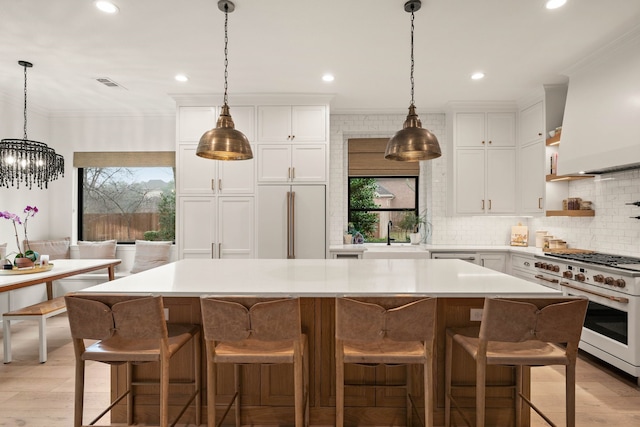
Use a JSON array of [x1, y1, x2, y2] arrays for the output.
[[361, 244, 429, 259]]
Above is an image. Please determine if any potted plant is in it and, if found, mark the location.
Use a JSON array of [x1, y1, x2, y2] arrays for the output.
[[343, 222, 355, 244], [1, 205, 39, 267], [399, 211, 429, 245]]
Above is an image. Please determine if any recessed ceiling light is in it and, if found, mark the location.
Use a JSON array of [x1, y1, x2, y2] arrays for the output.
[[95, 1, 119, 14], [471, 72, 485, 80], [322, 74, 335, 82], [175, 74, 189, 82], [545, 0, 567, 10]]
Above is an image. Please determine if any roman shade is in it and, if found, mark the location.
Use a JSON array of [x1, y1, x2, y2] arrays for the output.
[[73, 151, 175, 168], [348, 138, 419, 176]]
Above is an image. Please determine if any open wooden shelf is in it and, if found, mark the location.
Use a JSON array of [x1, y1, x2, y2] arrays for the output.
[[546, 134, 561, 146], [546, 210, 595, 217], [546, 174, 595, 182]]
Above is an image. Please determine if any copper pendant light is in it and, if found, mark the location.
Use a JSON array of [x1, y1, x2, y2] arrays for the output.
[[196, 0, 253, 161], [385, 0, 442, 162]]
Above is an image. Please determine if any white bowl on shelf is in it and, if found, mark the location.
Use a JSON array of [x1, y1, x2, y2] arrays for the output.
[[548, 130, 556, 138]]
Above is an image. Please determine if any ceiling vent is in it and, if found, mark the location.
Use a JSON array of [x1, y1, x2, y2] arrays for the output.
[[95, 77, 126, 89]]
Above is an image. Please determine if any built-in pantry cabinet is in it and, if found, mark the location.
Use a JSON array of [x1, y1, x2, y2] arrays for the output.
[[518, 99, 546, 214], [448, 108, 517, 215], [174, 96, 330, 261]]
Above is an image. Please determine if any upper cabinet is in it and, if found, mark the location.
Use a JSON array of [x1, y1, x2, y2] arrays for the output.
[[257, 105, 326, 142], [449, 109, 517, 215], [178, 106, 255, 142], [455, 112, 516, 148], [518, 99, 545, 214]]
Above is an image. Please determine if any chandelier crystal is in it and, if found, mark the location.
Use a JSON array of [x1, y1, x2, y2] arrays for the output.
[[0, 61, 64, 189]]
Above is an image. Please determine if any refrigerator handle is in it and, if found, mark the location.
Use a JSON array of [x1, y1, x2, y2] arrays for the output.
[[290, 191, 296, 259], [286, 191, 292, 258]]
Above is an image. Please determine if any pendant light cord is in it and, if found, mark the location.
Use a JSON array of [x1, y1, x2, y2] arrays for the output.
[[410, 5, 415, 106], [223, 3, 229, 106], [23, 63, 28, 140]]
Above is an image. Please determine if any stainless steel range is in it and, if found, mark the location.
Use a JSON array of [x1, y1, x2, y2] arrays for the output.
[[534, 250, 640, 385]]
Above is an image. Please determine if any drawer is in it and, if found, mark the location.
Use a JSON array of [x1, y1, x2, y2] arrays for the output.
[[511, 254, 536, 273]]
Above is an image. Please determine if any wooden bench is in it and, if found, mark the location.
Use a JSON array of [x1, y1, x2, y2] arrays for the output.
[[3, 297, 67, 363]]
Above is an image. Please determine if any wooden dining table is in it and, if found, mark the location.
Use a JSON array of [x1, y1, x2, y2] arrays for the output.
[[0, 258, 121, 300]]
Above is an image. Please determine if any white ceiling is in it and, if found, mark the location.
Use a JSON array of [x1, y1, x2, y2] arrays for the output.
[[1, 0, 639, 116]]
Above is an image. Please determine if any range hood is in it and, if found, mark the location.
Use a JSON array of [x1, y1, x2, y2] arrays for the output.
[[558, 27, 640, 175]]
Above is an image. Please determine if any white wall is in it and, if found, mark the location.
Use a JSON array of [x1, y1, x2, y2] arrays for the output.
[[48, 114, 175, 240]]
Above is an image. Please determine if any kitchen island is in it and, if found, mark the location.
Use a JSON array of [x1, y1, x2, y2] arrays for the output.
[[82, 258, 559, 426]]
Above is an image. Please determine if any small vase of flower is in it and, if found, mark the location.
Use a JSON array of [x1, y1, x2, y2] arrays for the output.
[[1, 205, 39, 267]]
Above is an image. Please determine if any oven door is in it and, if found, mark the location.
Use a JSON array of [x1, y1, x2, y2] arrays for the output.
[[561, 281, 640, 373]]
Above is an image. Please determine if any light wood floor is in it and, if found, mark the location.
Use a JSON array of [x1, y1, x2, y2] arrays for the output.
[[1, 314, 640, 426]]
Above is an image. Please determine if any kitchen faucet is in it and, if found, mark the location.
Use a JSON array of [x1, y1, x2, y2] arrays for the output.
[[387, 220, 395, 245]]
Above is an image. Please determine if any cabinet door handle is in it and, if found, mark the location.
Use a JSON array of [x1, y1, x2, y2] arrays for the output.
[[219, 243, 222, 259], [291, 167, 295, 179], [524, 261, 530, 267], [287, 167, 291, 180], [482, 200, 485, 210], [211, 179, 215, 191], [488, 200, 492, 210], [218, 179, 222, 191], [211, 243, 215, 259], [538, 197, 543, 209]]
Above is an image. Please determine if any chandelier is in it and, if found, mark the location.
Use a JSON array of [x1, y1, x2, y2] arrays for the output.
[[196, 0, 253, 161], [385, 0, 442, 162], [0, 61, 64, 189]]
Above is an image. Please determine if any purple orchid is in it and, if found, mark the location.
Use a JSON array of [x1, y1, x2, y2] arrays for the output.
[[1, 206, 38, 258]]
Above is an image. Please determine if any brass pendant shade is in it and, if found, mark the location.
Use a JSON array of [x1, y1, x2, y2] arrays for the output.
[[385, 0, 441, 162], [385, 104, 441, 161], [196, 104, 253, 160], [196, 0, 253, 161]]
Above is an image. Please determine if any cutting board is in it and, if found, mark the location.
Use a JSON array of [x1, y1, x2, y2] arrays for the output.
[[542, 248, 595, 254]]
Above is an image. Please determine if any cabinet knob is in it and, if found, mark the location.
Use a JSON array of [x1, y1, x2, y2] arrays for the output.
[[291, 135, 295, 140], [488, 140, 492, 144], [538, 132, 543, 136], [482, 140, 485, 145]]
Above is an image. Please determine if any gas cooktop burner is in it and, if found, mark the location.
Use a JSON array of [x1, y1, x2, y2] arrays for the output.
[[545, 251, 640, 271]]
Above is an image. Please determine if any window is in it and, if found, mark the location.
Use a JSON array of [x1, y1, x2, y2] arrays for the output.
[[75, 152, 175, 243], [347, 138, 421, 243], [348, 177, 418, 243]]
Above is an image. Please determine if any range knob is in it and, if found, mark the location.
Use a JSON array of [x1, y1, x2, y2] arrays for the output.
[[593, 274, 605, 283], [546, 264, 555, 271], [575, 273, 586, 282], [534, 262, 543, 268], [538, 263, 547, 269], [563, 270, 573, 279], [605, 277, 615, 286], [552, 265, 560, 272], [615, 279, 626, 288]]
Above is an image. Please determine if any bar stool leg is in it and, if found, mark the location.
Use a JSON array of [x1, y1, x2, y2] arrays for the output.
[[336, 339, 345, 427], [444, 333, 452, 427], [234, 364, 241, 427]]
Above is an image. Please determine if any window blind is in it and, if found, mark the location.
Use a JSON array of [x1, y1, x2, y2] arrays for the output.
[[348, 138, 419, 176], [73, 151, 175, 168]]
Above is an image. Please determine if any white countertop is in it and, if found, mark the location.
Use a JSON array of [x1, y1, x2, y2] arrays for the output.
[[81, 258, 559, 298], [329, 243, 545, 256]]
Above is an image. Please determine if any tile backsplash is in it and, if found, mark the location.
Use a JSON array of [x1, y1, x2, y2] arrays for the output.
[[330, 113, 640, 257]]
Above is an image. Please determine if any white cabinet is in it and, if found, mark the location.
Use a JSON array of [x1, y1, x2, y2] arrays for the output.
[[518, 100, 546, 214], [478, 252, 506, 273], [455, 148, 516, 214], [178, 196, 254, 259], [452, 111, 517, 215], [178, 144, 255, 194], [256, 185, 326, 259], [257, 105, 326, 142], [257, 144, 326, 182], [519, 140, 545, 213], [178, 105, 255, 142], [455, 112, 515, 148]]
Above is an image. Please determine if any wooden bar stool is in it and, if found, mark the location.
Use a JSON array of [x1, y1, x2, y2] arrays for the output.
[[335, 297, 437, 427], [445, 297, 588, 427], [65, 293, 201, 427], [200, 296, 309, 427]]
